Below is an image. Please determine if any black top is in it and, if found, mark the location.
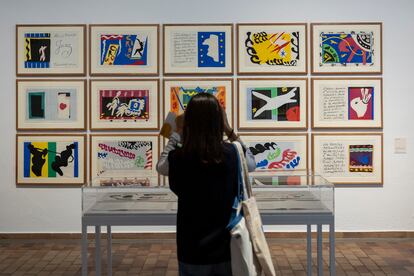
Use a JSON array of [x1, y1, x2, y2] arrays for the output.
[[168, 143, 238, 264]]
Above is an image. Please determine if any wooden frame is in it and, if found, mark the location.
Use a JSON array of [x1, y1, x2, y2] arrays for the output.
[[16, 24, 86, 76], [89, 79, 160, 130], [237, 78, 308, 130], [89, 24, 159, 76], [16, 134, 86, 185], [239, 133, 308, 171], [311, 133, 383, 185], [89, 134, 160, 186], [311, 22, 383, 74], [163, 78, 234, 126], [16, 79, 86, 131], [311, 78, 383, 129], [163, 24, 233, 75], [237, 23, 307, 75]]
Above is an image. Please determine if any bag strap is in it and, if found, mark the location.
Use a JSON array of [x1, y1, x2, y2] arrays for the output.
[[226, 143, 245, 231], [232, 141, 253, 199]]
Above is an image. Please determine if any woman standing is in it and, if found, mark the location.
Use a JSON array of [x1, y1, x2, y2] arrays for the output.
[[157, 93, 255, 276]]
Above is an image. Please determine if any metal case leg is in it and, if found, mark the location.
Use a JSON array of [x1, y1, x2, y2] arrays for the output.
[[107, 225, 112, 276], [317, 224, 323, 276], [81, 222, 87, 276], [307, 224, 312, 276], [95, 226, 101, 276], [329, 220, 336, 275]]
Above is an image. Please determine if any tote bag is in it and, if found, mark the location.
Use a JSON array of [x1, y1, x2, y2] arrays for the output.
[[227, 142, 276, 276]]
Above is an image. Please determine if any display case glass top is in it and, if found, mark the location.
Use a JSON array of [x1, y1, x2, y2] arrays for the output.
[[83, 171, 334, 216]]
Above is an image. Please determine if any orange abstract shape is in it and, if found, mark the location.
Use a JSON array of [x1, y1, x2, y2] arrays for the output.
[[170, 87, 180, 114], [286, 106, 300, 121], [215, 87, 226, 109]]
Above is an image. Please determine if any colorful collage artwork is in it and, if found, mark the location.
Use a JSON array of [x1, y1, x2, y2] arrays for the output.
[[89, 25, 158, 75], [238, 79, 307, 130], [311, 23, 382, 74], [23, 31, 81, 70], [90, 135, 159, 186], [100, 34, 148, 66], [17, 135, 85, 185], [348, 87, 373, 120], [17, 25, 86, 76], [198, 32, 226, 67], [163, 24, 232, 74], [24, 33, 51, 69], [237, 24, 307, 74], [241, 135, 308, 172], [99, 90, 149, 121], [170, 86, 226, 115], [312, 134, 382, 184], [23, 141, 79, 178], [349, 144, 373, 172], [90, 80, 159, 130], [320, 32, 373, 67], [27, 89, 77, 121], [247, 86, 300, 121], [164, 80, 232, 125], [245, 31, 299, 67], [250, 141, 302, 170], [17, 80, 86, 130], [96, 141, 153, 174], [311, 78, 382, 129]]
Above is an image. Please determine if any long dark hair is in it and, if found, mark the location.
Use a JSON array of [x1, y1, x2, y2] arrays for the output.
[[182, 93, 224, 163]]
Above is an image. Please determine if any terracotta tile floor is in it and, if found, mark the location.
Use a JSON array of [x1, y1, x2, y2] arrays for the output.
[[0, 238, 413, 275]]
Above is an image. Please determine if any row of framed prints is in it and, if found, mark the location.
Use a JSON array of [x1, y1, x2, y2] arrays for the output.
[[16, 78, 383, 130], [16, 22, 382, 76], [16, 133, 383, 185]]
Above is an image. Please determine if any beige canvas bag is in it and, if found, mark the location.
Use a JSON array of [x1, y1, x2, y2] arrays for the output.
[[233, 141, 276, 276]]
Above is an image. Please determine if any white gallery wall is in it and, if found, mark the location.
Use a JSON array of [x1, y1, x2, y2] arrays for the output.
[[1, 0, 413, 233]]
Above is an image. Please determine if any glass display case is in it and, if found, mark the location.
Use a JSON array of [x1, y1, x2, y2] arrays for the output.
[[81, 172, 335, 276], [82, 171, 334, 216]]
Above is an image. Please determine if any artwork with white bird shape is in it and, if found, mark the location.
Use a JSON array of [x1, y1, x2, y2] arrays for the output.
[[248, 86, 300, 121]]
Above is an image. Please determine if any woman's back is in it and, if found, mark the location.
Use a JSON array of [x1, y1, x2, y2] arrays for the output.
[[168, 142, 238, 265]]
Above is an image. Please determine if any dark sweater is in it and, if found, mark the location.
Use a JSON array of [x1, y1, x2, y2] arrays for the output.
[[168, 143, 238, 264]]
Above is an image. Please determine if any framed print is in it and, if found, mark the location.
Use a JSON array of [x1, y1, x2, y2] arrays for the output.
[[163, 79, 233, 125], [238, 78, 307, 130], [163, 24, 233, 75], [237, 23, 307, 74], [16, 24, 86, 76], [240, 134, 308, 171], [312, 133, 383, 184], [90, 79, 159, 130], [312, 78, 383, 129], [89, 24, 159, 76], [16, 79, 86, 130], [16, 134, 86, 185], [90, 134, 159, 186], [311, 22, 382, 74]]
